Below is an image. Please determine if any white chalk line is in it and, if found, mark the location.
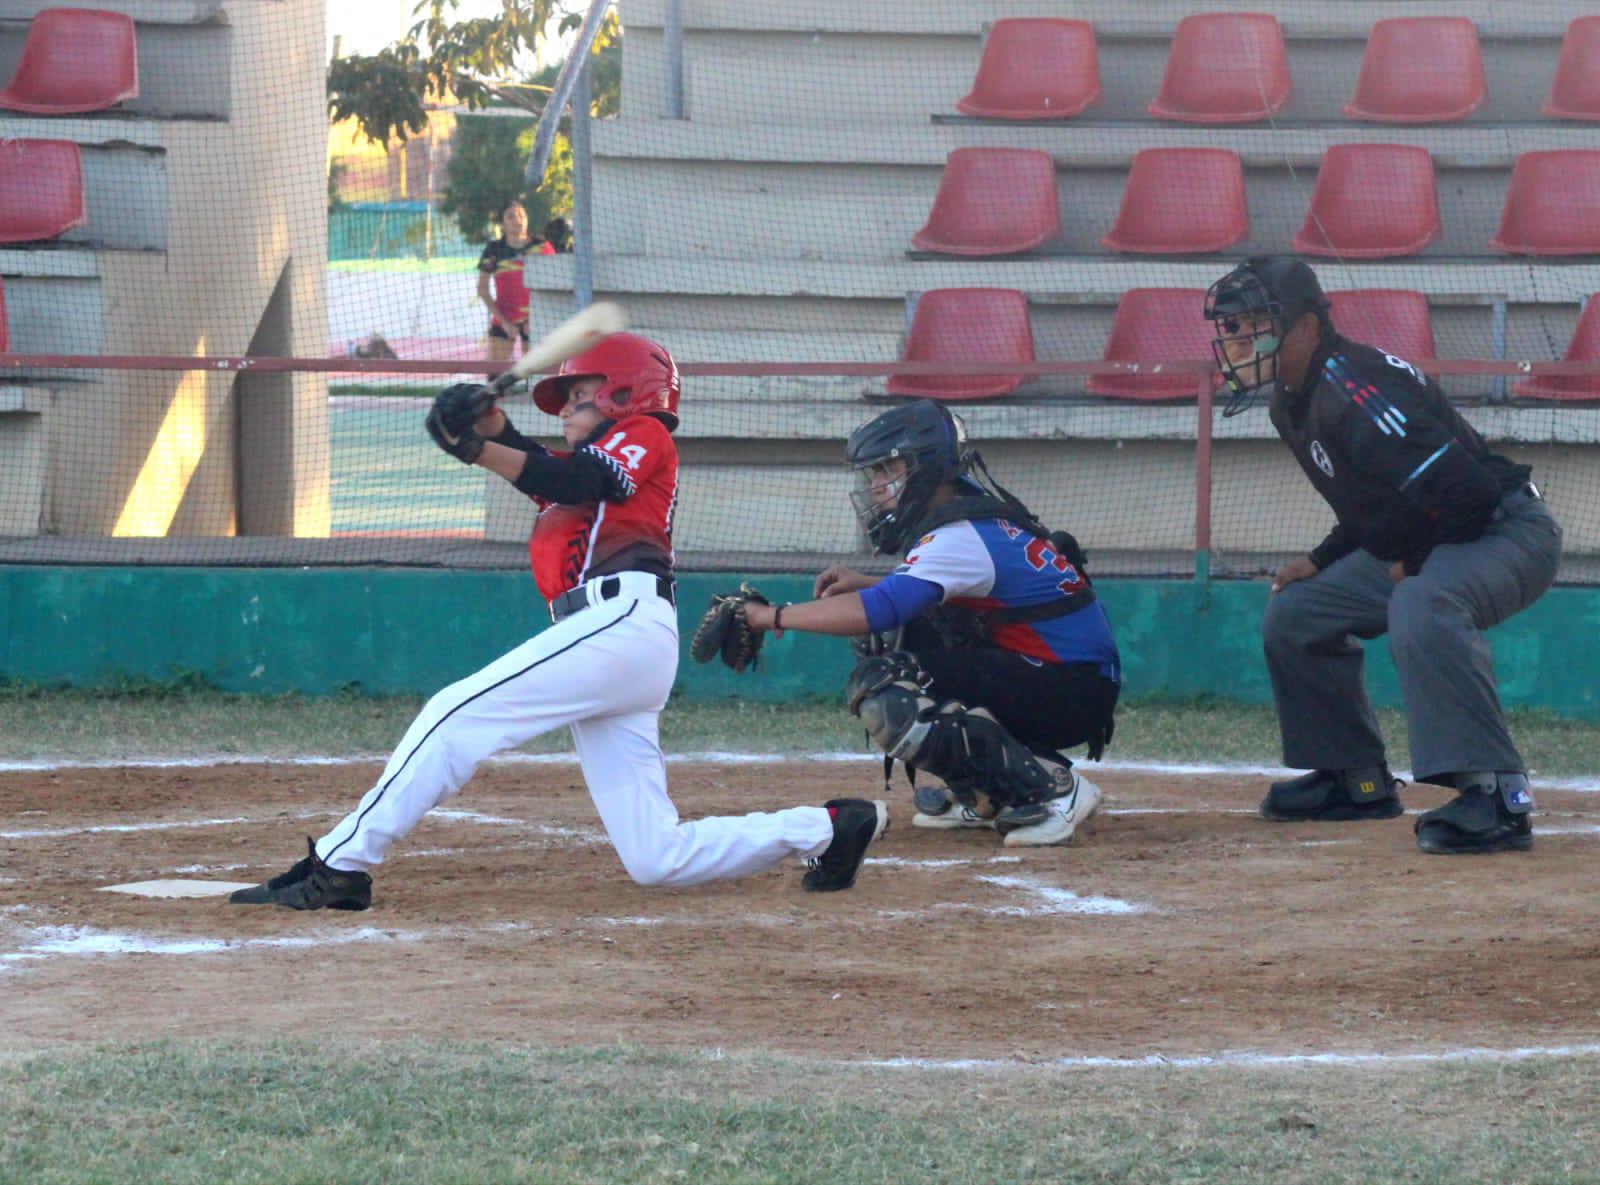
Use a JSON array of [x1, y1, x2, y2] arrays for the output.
[[1, 810, 567, 843], [974, 875, 1148, 916], [6, 917, 1595, 1072], [5, 751, 1599, 793], [862, 1043, 1600, 1072], [865, 855, 1022, 869], [0, 862, 1143, 970], [0, 923, 425, 968], [0, 918, 558, 975], [12, 802, 1596, 848]]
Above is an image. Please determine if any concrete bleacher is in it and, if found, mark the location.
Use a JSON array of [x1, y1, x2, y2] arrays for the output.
[[516, 0, 1599, 568], [619, 1, 1575, 125], [0, 0, 327, 538], [0, 4, 230, 120], [0, 120, 167, 250]]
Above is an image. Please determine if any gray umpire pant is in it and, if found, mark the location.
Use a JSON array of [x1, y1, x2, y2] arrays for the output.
[[1262, 489, 1561, 783]]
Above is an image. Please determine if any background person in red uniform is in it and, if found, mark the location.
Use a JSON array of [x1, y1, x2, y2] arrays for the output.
[[231, 334, 887, 911], [476, 199, 537, 363]]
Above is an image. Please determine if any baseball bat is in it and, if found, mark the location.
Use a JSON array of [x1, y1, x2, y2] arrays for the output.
[[481, 301, 628, 403]]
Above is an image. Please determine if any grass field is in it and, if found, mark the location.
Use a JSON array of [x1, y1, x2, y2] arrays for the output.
[[5, 1040, 1599, 1185], [1, 684, 1596, 777], [3, 690, 1598, 1184]]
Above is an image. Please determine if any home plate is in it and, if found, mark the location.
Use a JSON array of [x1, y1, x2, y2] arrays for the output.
[[99, 880, 259, 899]]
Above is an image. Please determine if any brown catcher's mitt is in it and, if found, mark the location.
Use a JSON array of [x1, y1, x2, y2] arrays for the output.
[[690, 583, 770, 672]]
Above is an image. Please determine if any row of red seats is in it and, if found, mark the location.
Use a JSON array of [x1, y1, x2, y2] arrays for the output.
[[913, 146, 1600, 258], [0, 9, 135, 358], [960, 14, 1600, 124], [889, 287, 1600, 404], [0, 8, 138, 115]]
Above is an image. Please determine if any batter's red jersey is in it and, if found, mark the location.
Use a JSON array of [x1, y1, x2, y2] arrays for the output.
[[527, 414, 679, 602]]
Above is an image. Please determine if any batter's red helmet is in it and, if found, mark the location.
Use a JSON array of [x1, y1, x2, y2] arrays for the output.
[[531, 333, 680, 430]]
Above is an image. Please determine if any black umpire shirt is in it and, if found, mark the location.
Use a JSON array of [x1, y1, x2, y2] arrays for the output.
[[1270, 334, 1531, 576]]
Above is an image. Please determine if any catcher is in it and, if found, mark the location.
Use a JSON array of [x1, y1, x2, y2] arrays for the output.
[[700, 400, 1120, 847], [231, 333, 887, 911]]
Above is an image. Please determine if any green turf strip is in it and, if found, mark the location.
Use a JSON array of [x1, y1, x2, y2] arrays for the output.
[[2, 1041, 1597, 1185], [0, 687, 1596, 779]]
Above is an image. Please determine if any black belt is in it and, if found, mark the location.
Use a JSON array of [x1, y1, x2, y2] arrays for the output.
[[549, 574, 675, 623]]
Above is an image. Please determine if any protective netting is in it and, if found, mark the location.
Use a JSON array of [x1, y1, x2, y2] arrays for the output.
[[2, 2, 1598, 582]]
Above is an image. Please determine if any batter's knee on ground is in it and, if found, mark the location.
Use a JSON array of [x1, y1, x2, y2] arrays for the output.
[[612, 841, 675, 888]]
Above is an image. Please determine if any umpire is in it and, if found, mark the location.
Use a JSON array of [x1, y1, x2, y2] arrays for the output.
[[1204, 256, 1562, 855]]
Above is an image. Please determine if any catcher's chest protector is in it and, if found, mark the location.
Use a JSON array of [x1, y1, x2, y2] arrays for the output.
[[895, 518, 1116, 671]]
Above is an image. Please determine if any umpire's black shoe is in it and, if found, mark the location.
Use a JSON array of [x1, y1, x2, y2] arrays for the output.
[[1415, 772, 1534, 855], [1260, 766, 1403, 821], [803, 799, 889, 893], [229, 837, 373, 911]]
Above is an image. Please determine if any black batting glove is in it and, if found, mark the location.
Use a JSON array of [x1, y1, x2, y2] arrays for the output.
[[425, 402, 485, 464]]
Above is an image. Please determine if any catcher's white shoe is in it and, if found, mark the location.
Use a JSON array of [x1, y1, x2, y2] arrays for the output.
[[994, 774, 1102, 847], [911, 784, 996, 830]]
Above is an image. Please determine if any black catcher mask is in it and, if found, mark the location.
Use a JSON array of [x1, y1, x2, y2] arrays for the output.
[[846, 399, 972, 554], [1205, 256, 1331, 416]]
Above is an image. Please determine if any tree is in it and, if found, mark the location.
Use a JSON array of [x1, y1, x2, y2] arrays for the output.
[[330, 1, 621, 246], [437, 116, 534, 243], [437, 32, 619, 244], [328, 0, 557, 148]]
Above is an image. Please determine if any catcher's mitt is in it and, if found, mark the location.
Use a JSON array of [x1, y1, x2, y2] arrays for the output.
[[690, 583, 770, 673]]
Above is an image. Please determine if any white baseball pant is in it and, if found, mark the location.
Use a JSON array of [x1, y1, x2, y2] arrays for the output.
[[315, 571, 835, 886]]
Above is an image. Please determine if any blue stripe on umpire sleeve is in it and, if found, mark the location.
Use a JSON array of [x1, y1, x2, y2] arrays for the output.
[[1399, 442, 1451, 490], [321, 600, 639, 865], [1326, 356, 1406, 437]]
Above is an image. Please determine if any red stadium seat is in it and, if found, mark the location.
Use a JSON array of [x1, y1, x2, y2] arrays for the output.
[[1101, 148, 1248, 255], [1344, 17, 1486, 124], [1327, 290, 1436, 363], [1293, 144, 1441, 259], [1147, 13, 1291, 124], [1514, 298, 1600, 402], [956, 19, 1099, 120], [886, 288, 1034, 401], [1086, 289, 1217, 401], [1544, 17, 1600, 121], [0, 8, 138, 115], [1491, 151, 1600, 256], [911, 148, 1061, 256], [0, 140, 86, 243]]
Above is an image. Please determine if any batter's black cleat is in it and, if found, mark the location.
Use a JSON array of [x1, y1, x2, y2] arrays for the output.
[[803, 799, 889, 892], [1415, 772, 1534, 855], [229, 837, 372, 911], [1260, 766, 1403, 821]]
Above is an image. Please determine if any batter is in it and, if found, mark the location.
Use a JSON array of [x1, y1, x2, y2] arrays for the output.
[[231, 333, 886, 910]]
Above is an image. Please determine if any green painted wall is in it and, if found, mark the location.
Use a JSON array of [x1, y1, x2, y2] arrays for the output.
[[1, 566, 1596, 717]]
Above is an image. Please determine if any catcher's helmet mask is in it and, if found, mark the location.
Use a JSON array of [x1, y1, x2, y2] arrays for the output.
[[1205, 257, 1331, 417], [846, 400, 972, 554]]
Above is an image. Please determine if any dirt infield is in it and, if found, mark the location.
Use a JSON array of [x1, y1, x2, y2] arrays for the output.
[[3, 761, 1598, 1062]]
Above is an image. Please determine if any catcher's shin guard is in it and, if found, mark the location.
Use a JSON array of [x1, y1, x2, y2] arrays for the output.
[[847, 653, 1058, 812]]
